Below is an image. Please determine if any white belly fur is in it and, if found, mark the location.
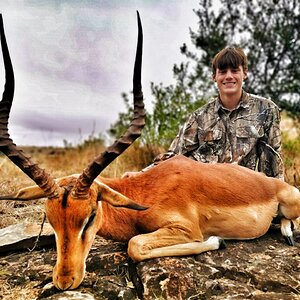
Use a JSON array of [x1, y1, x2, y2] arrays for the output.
[[201, 201, 278, 240]]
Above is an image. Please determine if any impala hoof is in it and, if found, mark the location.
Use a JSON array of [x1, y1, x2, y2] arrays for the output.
[[219, 239, 227, 249], [284, 236, 295, 246]]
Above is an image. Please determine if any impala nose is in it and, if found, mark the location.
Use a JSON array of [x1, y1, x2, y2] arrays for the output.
[[53, 261, 85, 290], [55, 275, 75, 290]]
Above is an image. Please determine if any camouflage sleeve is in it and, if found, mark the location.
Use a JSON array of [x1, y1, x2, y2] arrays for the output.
[[152, 111, 200, 165], [257, 105, 284, 180]]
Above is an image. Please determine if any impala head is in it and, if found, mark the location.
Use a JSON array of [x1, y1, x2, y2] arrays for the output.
[[47, 176, 145, 290], [0, 12, 145, 290]]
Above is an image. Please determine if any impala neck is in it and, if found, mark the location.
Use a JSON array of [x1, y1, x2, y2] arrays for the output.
[[97, 201, 139, 241]]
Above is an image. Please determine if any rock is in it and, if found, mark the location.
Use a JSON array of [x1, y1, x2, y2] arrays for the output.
[[0, 226, 299, 299], [0, 222, 55, 252], [43, 291, 96, 300]]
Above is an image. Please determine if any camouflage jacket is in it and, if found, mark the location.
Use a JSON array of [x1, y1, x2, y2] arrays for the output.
[[152, 91, 284, 179]]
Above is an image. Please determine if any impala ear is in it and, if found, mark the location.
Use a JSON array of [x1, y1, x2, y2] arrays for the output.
[[0, 185, 47, 201], [94, 180, 148, 210]]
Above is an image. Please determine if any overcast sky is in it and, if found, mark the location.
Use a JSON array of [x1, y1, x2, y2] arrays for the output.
[[0, 0, 199, 146]]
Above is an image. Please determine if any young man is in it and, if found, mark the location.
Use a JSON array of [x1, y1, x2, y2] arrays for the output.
[[124, 47, 284, 179]]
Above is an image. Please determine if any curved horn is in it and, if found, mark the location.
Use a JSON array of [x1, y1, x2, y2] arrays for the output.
[[0, 14, 61, 199], [73, 11, 145, 198]]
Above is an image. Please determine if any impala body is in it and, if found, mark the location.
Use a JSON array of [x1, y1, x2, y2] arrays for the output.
[[22, 155, 299, 290], [0, 13, 299, 291]]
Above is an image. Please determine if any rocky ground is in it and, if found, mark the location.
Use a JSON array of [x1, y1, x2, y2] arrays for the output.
[[0, 224, 299, 300]]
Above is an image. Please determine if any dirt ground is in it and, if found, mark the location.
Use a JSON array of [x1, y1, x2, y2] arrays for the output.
[[0, 224, 299, 300]]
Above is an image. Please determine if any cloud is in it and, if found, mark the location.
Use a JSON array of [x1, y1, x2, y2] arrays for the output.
[[0, 0, 198, 146]]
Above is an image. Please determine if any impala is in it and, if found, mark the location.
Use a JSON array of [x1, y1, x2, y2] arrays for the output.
[[0, 13, 299, 291]]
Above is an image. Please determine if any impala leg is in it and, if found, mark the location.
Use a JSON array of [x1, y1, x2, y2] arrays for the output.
[[280, 218, 295, 246], [292, 217, 300, 231], [127, 227, 225, 262], [278, 186, 300, 220]]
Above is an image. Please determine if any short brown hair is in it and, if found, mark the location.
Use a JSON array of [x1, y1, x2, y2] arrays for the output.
[[211, 47, 248, 75]]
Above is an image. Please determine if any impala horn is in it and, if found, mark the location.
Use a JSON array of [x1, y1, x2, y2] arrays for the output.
[[72, 11, 145, 198], [0, 14, 62, 199]]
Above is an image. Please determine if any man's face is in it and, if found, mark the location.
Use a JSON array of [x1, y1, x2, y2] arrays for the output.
[[212, 66, 247, 98]]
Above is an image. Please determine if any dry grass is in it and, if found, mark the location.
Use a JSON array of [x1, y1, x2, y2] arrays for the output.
[[0, 142, 161, 228], [281, 112, 300, 188], [0, 155, 45, 228], [282, 135, 300, 188]]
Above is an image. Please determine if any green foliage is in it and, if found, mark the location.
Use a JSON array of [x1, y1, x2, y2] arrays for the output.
[[109, 67, 205, 148], [63, 131, 105, 150], [281, 132, 300, 186], [110, 0, 300, 147], [282, 134, 300, 162], [109, 92, 134, 140], [182, 0, 300, 114], [144, 63, 206, 147]]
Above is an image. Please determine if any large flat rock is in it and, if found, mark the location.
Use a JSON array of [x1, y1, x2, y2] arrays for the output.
[[0, 222, 55, 252]]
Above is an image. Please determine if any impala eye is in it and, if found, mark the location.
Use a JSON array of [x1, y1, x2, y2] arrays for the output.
[[83, 212, 96, 233]]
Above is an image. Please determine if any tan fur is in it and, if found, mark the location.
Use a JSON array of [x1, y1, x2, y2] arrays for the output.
[[11, 155, 300, 289]]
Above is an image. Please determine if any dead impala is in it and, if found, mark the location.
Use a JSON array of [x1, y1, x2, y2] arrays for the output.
[[0, 13, 299, 291]]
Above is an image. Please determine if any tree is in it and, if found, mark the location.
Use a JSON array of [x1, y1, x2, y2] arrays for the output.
[[110, 0, 300, 147], [110, 66, 205, 148], [181, 0, 300, 112]]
